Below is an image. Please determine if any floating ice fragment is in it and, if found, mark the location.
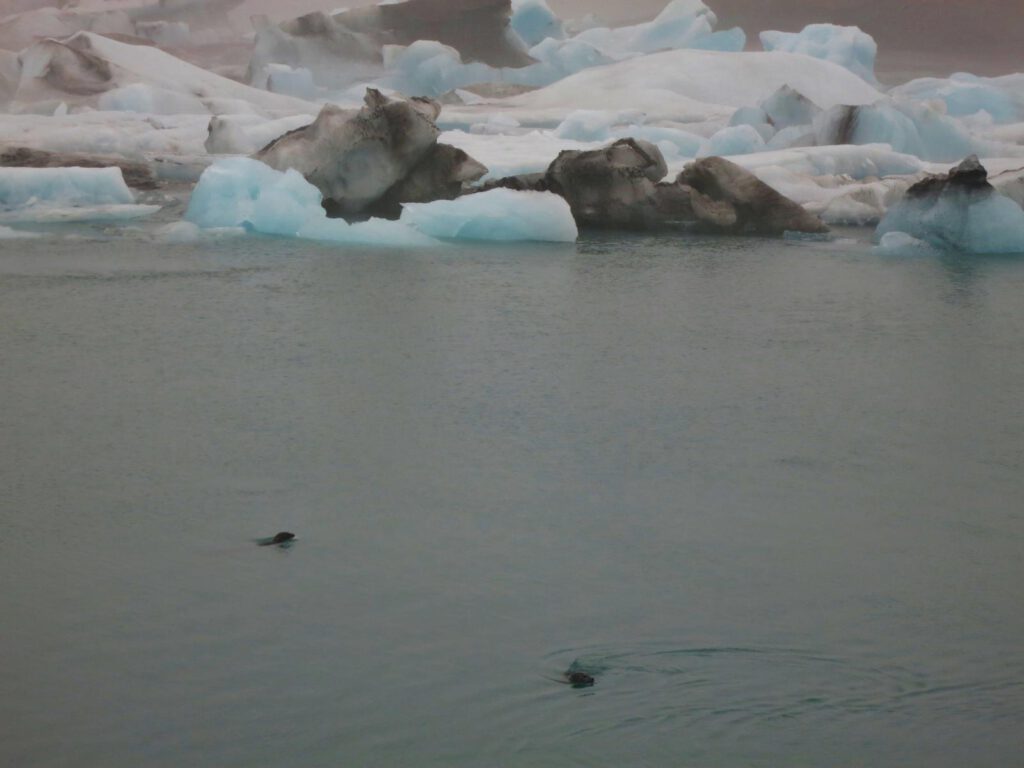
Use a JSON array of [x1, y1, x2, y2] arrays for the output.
[[874, 231, 938, 255]]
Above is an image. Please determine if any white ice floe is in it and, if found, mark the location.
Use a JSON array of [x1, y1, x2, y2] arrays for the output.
[[449, 49, 883, 128], [12, 32, 317, 117], [760, 24, 878, 84], [439, 129, 603, 181], [400, 189, 578, 242]]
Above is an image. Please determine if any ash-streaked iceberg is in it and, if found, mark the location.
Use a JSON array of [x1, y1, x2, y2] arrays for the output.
[[876, 156, 1024, 254]]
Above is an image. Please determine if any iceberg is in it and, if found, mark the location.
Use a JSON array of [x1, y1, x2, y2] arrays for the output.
[[876, 156, 1024, 254], [400, 188, 578, 242], [760, 24, 878, 84]]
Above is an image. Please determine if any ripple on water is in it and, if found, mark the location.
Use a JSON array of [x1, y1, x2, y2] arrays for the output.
[[536, 641, 1023, 744]]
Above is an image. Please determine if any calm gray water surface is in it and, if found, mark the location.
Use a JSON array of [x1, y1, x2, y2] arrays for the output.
[[1, 230, 1022, 767]]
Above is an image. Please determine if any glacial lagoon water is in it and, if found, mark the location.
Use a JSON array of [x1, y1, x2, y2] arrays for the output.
[[1, 228, 1022, 767]]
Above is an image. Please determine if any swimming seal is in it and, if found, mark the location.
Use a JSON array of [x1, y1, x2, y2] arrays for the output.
[[257, 532, 296, 546], [564, 671, 595, 688]]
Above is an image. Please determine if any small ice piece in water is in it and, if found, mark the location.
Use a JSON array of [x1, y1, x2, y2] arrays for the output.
[[874, 231, 938, 255], [760, 24, 878, 84], [400, 189, 578, 242]]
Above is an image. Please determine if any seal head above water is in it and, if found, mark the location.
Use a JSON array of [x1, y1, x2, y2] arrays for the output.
[[565, 671, 595, 688], [257, 532, 296, 546]]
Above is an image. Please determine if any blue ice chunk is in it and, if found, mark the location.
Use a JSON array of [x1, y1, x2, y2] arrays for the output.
[[0, 166, 135, 209], [185, 157, 437, 246], [760, 24, 877, 84], [701, 124, 766, 157], [847, 101, 979, 163], [511, 0, 565, 48], [400, 189, 578, 242]]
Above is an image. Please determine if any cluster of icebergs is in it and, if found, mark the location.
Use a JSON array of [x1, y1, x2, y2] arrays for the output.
[[0, 0, 1023, 252]]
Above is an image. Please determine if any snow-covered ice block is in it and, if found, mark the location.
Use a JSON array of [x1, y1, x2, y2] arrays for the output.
[[511, 0, 565, 47], [0, 166, 135, 209], [760, 24, 878, 84], [400, 189, 578, 242], [185, 157, 437, 247]]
